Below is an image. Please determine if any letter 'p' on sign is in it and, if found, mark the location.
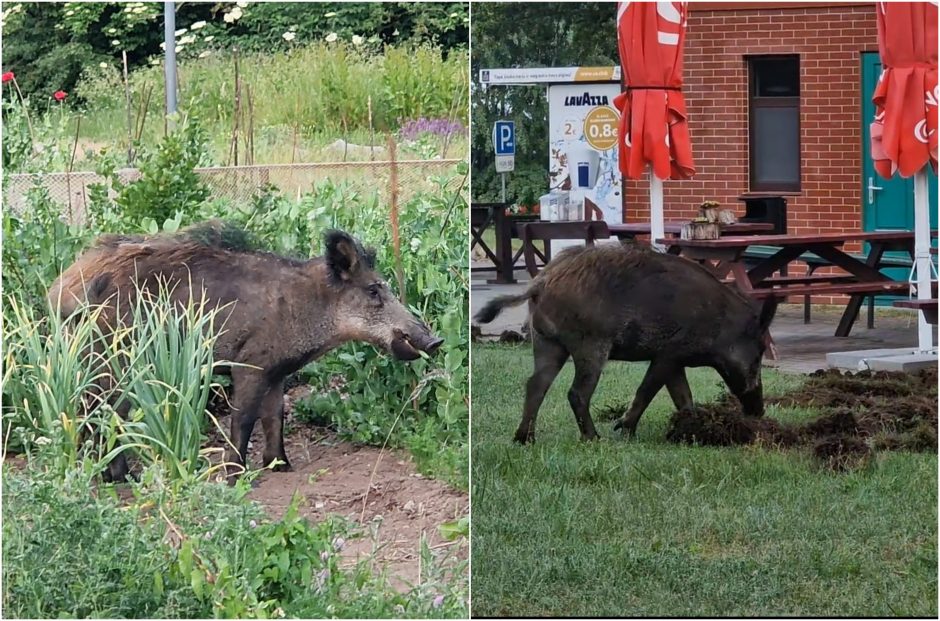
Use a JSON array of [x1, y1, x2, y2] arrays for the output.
[[493, 120, 515, 172]]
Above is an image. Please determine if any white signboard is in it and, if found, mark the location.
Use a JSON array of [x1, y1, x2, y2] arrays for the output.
[[495, 155, 514, 173], [548, 83, 623, 224], [480, 66, 621, 85]]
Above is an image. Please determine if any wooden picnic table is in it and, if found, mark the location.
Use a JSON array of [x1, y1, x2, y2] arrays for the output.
[[516, 220, 775, 279], [659, 230, 937, 338], [609, 221, 774, 239], [471, 203, 539, 284]]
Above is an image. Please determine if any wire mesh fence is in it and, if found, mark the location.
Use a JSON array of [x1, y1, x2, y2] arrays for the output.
[[3, 159, 465, 225]]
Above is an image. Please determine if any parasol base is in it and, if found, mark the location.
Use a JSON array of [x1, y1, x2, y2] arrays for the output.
[[826, 347, 938, 373]]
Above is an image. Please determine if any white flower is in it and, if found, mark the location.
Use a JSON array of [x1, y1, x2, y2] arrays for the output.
[[325, 32, 338, 43], [236, 0, 248, 7], [392, 29, 399, 36], [282, 31, 295, 42], [99, 61, 108, 68], [35, 436, 51, 446], [107, 27, 117, 34], [174, 28, 187, 37], [203, 35, 215, 42], [132, 6, 144, 13], [111, 39, 121, 46], [230, 7, 243, 20], [351, 34, 364, 46], [198, 50, 211, 58], [160, 41, 166, 49], [324, 11, 337, 17], [150, 58, 160, 65], [410, 238, 420, 252], [190, 20, 206, 30], [174, 45, 181, 53], [180, 35, 196, 45], [65, 9, 74, 16]]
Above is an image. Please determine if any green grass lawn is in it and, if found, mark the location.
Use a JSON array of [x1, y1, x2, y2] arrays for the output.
[[470, 344, 938, 617]]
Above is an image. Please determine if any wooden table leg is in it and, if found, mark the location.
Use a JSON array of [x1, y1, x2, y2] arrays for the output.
[[488, 207, 517, 285], [822, 243, 886, 337]]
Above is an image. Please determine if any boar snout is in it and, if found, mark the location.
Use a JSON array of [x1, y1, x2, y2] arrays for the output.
[[390, 325, 443, 361]]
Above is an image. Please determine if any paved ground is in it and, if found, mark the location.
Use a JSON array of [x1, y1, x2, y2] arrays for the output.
[[471, 263, 937, 375]]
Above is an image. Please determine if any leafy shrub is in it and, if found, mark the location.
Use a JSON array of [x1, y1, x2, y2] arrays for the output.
[[112, 120, 213, 226]]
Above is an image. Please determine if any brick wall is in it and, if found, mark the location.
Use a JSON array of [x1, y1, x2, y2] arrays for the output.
[[623, 4, 879, 249]]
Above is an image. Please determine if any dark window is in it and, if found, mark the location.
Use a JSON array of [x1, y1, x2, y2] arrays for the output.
[[748, 56, 801, 192]]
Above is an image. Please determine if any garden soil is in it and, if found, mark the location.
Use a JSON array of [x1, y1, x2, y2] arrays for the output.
[[662, 368, 938, 471], [219, 386, 468, 591]]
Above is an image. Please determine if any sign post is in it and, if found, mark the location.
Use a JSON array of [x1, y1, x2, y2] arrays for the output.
[[493, 120, 515, 203]]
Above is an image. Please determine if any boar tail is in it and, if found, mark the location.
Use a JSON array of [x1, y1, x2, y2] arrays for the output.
[[758, 297, 778, 332], [474, 291, 533, 324]]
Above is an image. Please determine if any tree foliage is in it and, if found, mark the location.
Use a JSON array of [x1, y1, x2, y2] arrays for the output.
[[470, 2, 617, 203]]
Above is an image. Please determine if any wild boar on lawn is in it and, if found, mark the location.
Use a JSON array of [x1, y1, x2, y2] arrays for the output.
[[48, 221, 443, 481], [474, 243, 777, 443]]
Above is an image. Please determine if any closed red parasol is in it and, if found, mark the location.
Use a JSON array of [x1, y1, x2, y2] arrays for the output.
[[614, 1, 694, 249], [870, 1, 938, 178], [614, 1, 694, 180], [869, 2, 938, 353]]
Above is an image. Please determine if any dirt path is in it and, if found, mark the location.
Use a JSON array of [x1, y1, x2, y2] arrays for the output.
[[231, 389, 468, 589]]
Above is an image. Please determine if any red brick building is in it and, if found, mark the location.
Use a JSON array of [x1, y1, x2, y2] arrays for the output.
[[622, 2, 937, 247]]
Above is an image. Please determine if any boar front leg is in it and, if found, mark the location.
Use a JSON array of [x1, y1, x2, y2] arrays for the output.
[[614, 359, 675, 437], [664, 368, 694, 411], [225, 367, 268, 475], [259, 378, 291, 471]]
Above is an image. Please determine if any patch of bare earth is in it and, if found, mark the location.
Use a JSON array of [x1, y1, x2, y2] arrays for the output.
[[226, 386, 468, 590], [658, 368, 938, 471]]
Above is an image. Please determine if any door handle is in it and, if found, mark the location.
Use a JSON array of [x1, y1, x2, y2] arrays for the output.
[[868, 176, 883, 204]]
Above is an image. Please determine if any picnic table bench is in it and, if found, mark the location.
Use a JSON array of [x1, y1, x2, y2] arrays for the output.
[[893, 299, 939, 325], [741, 244, 915, 325], [660, 230, 937, 338]]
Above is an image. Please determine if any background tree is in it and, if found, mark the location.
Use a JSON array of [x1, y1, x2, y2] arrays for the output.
[[470, 2, 617, 203]]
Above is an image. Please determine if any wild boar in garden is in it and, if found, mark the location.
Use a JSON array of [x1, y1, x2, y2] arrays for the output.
[[474, 243, 777, 443], [48, 221, 443, 480]]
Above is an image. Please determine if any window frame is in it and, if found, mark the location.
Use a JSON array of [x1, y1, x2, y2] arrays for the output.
[[747, 55, 802, 193]]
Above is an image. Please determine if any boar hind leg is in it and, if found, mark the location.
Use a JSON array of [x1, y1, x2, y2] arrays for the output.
[[614, 359, 674, 437], [515, 335, 569, 444], [259, 379, 291, 471], [566, 343, 610, 441]]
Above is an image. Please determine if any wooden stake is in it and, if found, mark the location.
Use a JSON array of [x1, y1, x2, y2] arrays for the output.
[[387, 135, 404, 304], [122, 51, 134, 164]]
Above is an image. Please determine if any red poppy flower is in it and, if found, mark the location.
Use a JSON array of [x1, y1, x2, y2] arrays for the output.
[[1, 72, 14, 83], [53, 90, 67, 101]]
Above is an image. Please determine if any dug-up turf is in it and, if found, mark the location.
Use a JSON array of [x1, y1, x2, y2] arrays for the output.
[[662, 368, 937, 471]]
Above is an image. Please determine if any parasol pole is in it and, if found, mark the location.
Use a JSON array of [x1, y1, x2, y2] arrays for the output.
[[912, 167, 935, 352], [650, 167, 666, 252]]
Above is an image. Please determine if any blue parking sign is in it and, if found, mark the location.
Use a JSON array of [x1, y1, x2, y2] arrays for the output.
[[493, 121, 515, 155]]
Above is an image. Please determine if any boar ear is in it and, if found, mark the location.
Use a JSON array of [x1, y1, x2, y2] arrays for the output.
[[325, 230, 368, 281]]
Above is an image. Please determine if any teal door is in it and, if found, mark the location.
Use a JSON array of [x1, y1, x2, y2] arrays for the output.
[[861, 52, 937, 300]]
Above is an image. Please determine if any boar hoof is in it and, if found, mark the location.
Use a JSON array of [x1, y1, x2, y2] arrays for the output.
[[612, 418, 637, 438], [264, 455, 292, 472], [513, 430, 535, 444]]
